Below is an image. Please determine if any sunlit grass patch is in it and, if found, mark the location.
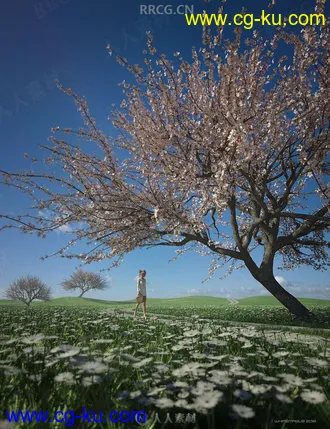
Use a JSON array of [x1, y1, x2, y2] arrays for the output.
[[144, 304, 330, 329]]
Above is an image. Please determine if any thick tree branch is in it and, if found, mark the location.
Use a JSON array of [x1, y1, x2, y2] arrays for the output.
[[275, 207, 329, 250]]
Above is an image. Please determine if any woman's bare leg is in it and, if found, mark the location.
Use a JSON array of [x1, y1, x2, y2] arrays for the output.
[[142, 297, 147, 320], [134, 302, 140, 317]]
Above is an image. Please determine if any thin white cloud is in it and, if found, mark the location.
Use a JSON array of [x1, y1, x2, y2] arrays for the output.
[[57, 224, 73, 233], [275, 276, 289, 287], [187, 288, 201, 295], [187, 288, 213, 296], [104, 275, 112, 285], [258, 289, 270, 296], [162, 280, 330, 300], [38, 211, 85, 232]]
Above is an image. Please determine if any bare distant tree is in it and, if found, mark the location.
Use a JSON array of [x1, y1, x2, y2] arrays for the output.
[[5, 275, 52, 306], [61, 269, 110, 297]]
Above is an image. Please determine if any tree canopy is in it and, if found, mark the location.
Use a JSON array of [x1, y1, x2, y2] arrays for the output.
[[5, 275, 52, 306], [61, 269, 110, 297]]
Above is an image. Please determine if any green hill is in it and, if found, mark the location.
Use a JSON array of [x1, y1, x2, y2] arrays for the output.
[[45, 297, 136, 306], [0, 297, 135, 307], [0, 299, 25, 306], [1, 295, 329, 308], [0, 296, 228, 307]]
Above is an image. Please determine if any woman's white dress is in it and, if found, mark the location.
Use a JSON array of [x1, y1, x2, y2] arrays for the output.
[[137, 278, 147, 297]]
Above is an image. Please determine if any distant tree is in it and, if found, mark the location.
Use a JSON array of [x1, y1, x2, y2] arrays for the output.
[[5, 275, 52, 306], [61, 269, 110, 297]]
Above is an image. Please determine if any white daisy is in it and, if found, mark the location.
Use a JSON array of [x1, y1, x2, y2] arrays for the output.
[[154, 397, 175, 409], [278, 373, 304, 386], [241, 342, 253, 349], [183, 330, 200, 337], [147, 387, 166, 396], [206, 354, 229, 361], [4, 339, 18, 345], [247, 371, 264, 379], [58, 347, 81, 359], [132, 357, 153, 368], [191, 380, 215, 396], [201, 328, 212, 335], [21, 334, 45, 344], [54, 372, 75, 385], [262, 376, 278, 382], [300, 390, 327, 404], [78, 361, 108, 374], [178, 391, 190, 399], [120, 354, 139, 362], [275, 393, 293, 404], [275, 384, 291, 393], [173, 381, 189, 388], [175, 399, 193, 409], [309, 384, 323, 391], [194, 390, 223, 409], [232, 404, 255, 419], [172, 362, 201, 378], [305, 358, 329, 368], [4, 367, 23, 376], [154, 364, 170, 373], [82, 376, 102, 386], [250, 384, 271, 395], [273, 351, 290, 358], [208, 369, 232, 385], [130, 390, 142, 399], [45, 359, 60, 368]]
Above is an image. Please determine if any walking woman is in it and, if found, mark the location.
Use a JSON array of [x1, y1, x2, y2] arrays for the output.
[[134, 269, 147, 320]]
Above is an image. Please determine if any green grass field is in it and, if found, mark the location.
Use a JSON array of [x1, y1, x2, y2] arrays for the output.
[[237, 296, 330, 307], [0, 296, 230, 308], [1, 295, 330, 308], [2, 296, 330, 330], [1, 302, 330, 429]]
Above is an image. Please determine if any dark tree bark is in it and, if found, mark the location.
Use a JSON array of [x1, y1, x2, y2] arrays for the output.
[[244, 253, 312, 319], [257, 274, 312, 319]]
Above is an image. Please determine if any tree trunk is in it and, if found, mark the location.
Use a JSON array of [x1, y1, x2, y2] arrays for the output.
[[79, 291, 85, 297], [257, 274, 312, 320], [243, 249, 312, 320]]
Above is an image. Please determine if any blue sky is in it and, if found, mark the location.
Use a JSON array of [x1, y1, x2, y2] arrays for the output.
[[0, 0, 329, 301]]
